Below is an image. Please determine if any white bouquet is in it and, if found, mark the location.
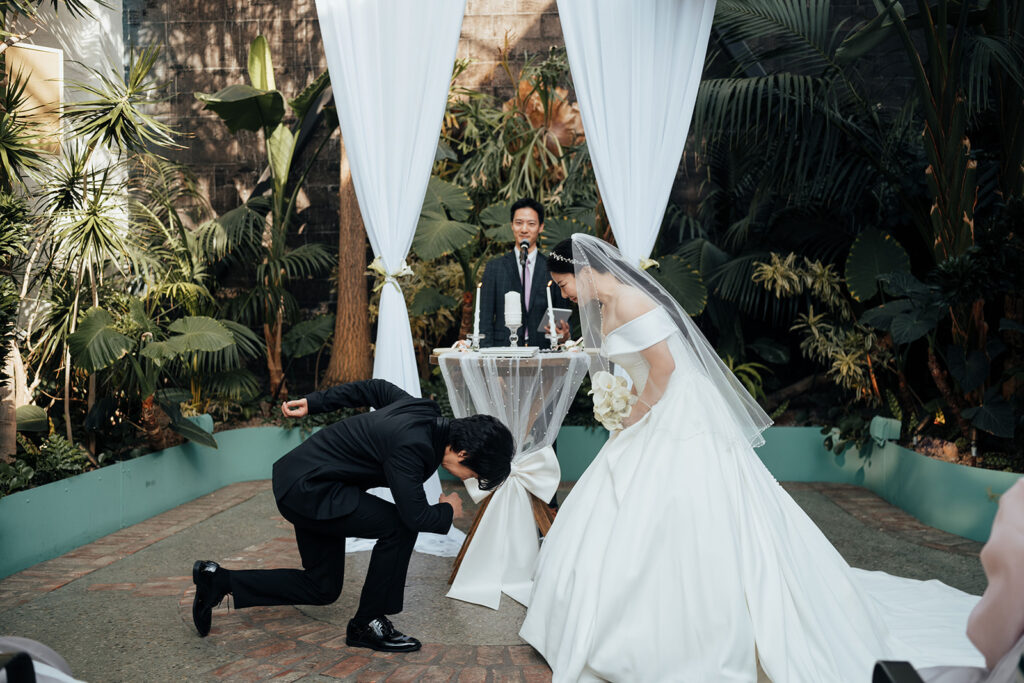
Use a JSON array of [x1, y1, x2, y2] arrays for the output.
[[589, 370, 637, 431]]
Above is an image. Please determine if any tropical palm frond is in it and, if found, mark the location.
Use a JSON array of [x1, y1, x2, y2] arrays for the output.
[[202, 368, 261, 401], [715, 0, 839, 75], [270, 243, 333, 281], [63, 45, 180, 154], [36, 142, 93, 213], [195, 197, 270, 262]]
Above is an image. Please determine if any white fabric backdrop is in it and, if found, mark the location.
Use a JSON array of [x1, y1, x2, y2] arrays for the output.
[[557, 0, 717, 264], [315, 0, 467, 556], [315, 0, 465, 394]]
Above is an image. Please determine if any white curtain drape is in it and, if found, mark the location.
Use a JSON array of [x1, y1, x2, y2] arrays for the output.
[[557, 0, 717, 264], [315, 0, 467, 556], [315, 0, 466, 396]]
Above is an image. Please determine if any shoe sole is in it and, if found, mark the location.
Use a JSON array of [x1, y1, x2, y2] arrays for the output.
[[345, 636, 421, 653], [192, 561, 211, 638]]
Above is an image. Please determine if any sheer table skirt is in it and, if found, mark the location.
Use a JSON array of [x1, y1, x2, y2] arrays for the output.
[[519, 374, 982, 682]]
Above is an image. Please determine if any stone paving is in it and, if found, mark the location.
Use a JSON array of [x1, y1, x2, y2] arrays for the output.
[[0, 480, 985, 681]]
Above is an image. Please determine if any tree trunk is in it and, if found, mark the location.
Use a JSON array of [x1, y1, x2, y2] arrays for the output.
[[265, 318, 287, 400], [140, 394, 166, 451], [458, 290, 474, 339], [0, 382, 14, 461], [0, 342, 25, 461], [323, 135, 372, 387], [926, 345, 971, 439]]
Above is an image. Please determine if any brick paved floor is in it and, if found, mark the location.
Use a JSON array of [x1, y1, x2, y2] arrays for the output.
[[0, 480, 984, 681]]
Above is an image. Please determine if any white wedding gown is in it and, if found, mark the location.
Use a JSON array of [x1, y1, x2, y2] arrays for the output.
[[519, 307, 984, 682]]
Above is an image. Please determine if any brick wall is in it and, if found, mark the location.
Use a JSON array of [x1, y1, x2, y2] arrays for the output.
[[126, 0, 915, 294], [125, 0, 562, 257]]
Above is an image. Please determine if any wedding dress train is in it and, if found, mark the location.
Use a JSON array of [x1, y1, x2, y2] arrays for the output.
[[519, 307, 983, 682]]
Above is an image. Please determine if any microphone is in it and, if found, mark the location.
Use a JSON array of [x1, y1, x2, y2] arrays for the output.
[[519, 239, 530, 265]]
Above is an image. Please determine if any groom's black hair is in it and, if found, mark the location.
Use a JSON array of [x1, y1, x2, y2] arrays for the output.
[[510, 197, 545, 225], [449, 414, 514, 491]]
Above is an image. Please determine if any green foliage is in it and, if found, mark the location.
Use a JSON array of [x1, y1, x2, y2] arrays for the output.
[[0, 70, 45, 190], [412, 178, 479, 260], [844, 228, 912, 302], [195, 35, 334, 347], [282, 314, 334, 359], [140, 316, 234, 363], [67, 306, 134, 372], [2, 433, 91, 496], [646, 256, 708, 316], [722, 356, 771, 401], [15, 405, 47, 432], [63, 45, 179, 154], [754, 253, 888, 401]]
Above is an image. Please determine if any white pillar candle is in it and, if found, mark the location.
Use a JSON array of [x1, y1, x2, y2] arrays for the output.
[[546, 281, 557, 340], [473, 282, 482, 340], [504, 290, 522, 328]]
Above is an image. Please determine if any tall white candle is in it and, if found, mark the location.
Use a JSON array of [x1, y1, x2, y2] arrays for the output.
[[473, 282, 481, 340], [546, 281, 557, 340], [504, 290, 521, 328]]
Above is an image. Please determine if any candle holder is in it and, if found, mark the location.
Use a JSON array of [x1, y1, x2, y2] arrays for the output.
[[466, 333, 485, 349], [506, 322, 520, 347], [545, 331, 561, 350]]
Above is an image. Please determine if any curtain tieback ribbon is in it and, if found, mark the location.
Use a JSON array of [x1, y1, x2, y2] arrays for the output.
[[368, 256, 414, 294]]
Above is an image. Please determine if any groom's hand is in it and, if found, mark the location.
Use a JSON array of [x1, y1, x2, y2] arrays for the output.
[[281, 398, 308, 418], [440, 492, 464, 520]]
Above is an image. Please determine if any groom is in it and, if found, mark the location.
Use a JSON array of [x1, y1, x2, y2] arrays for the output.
[[190, 379, 514, 652]]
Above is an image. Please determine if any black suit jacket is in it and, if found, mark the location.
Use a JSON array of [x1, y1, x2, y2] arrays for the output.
[[478, 251, 571, 347], [271, 380, 453, 534]]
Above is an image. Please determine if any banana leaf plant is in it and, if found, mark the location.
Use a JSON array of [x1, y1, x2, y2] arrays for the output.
[[195, 36, 335, 399]]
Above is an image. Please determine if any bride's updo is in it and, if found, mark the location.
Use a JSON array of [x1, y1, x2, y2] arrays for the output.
[[547, 236, 611, 274], [547, 238, 576, 274]]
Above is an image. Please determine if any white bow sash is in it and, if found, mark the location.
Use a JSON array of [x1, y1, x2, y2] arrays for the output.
[[446, 445, 561, 609]]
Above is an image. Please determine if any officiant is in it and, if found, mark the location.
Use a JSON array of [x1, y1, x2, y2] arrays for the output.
[[478, 198, 571, 348]]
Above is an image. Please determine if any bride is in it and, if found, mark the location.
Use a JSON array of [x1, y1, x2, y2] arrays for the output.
[[519, 234, 984, 682]]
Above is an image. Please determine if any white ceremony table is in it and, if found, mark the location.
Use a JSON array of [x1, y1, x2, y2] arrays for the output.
[[436, 350, 590, 609]]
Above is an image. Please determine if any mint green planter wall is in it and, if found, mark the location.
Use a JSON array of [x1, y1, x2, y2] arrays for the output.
[[2, 425, 1020, 580], [0, 427, 307, 579], [556, 425, 1021, 544]]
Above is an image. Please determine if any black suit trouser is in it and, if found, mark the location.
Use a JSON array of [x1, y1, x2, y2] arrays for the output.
[[227, 492, 418, 619]]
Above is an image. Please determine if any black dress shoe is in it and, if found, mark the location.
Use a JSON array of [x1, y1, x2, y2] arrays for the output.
[[192, 560, 228, 637], [346, 616, 422, 652]]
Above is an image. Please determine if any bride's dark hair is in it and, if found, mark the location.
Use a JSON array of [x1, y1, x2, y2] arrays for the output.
[[547, 236, 611, 274]]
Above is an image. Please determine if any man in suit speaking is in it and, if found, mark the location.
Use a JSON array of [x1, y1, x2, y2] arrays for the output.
[[190, 379, 513, 653], [479, 198, 571, 347]]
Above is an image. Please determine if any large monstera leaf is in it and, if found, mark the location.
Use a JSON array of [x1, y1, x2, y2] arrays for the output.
[[412, 178, 478, 260], [422, 176, 473, 221], [480, 202, 514, 244], [844, 227, 911, 302], [647, 255, 707, 316], [282, 314, 335, 359], [141, 317, 235, 363], [68, 306, 134, 373], [538, 216, 593, 251]]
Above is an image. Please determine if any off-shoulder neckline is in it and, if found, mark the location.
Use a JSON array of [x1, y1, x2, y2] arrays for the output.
[[602, 306, 668, 339]]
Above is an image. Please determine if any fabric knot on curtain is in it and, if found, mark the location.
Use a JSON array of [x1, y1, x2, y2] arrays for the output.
[[367, 256, 414, 294], [463, 445, 560, 505]]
